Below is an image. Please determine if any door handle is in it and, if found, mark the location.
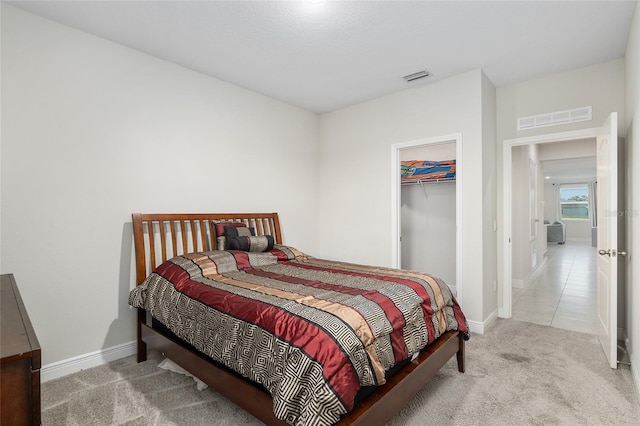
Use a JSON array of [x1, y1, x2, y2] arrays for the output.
[[598, 249, 628, 257]]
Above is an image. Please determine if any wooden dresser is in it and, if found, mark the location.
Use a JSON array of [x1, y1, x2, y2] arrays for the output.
[[1, 274, 41, 425]]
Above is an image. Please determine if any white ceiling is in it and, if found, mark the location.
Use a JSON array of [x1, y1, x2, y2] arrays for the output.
[[8, 0, 637, 113]]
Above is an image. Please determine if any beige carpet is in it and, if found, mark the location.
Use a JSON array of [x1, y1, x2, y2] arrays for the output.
[[42, 319, 640, 425]]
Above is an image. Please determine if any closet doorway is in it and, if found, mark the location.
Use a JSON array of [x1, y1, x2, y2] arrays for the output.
[[391, 134, 462, 302]]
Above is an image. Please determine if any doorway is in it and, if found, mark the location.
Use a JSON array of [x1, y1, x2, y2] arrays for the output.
[[501, 114, 623, 369], [501, 127, 600, 317], [510, 142, 599, 334], [391, 133, 463, 304]]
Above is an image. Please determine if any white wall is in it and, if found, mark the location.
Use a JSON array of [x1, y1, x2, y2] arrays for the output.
[[317, 69, 494, 326], [0, 5, 319, 366], [538, 138, 596, 161], [535, 157, 546, 265], [624, 0, 640, 397], [544, 182, 558, 223], [564, 218, 592, 242], [511, 145, 539, 282], [511, 144, 546, 283], [481, 71, 498, 317], [399, 143, 456, 162], [400, 183, 456, 285], [496, 59, 626, 313]]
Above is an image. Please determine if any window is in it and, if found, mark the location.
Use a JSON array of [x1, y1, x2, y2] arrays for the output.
[[559, 184, 589, 220]]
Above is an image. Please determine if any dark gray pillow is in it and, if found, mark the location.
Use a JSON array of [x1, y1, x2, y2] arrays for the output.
[[227, 235, 274, 252]]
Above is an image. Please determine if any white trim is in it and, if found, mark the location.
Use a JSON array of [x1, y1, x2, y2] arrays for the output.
[[632, 364, 640, 404], [624, 334, 639, 402], [504, 127, 599, 147], [391, 133, 463, 306], [501, 127, 600, 319], [500, 139, 513, 318], [629, 333, 640, 403], [41, 340, 137, 382], [467, 309, 498, 335]]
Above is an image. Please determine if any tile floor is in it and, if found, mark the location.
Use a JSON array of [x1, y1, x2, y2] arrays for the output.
[[512, 240, 598, 334]]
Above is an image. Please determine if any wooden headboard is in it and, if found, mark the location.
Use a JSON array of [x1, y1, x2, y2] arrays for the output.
[[132, 212, 282, 285]]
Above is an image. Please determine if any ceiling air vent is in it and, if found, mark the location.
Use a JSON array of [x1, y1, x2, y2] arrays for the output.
[[518, 106, 592, 131], [403, 70, 431, 83]]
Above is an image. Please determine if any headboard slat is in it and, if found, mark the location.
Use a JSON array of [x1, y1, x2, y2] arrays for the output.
[[198, 220, 207, 251], [169, 221, 177, 260], [178, 221, 186, 254], [159, 221, 167, 263], [148, 222, 157, 276]]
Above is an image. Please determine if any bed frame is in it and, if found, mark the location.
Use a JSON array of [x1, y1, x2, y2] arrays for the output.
[[132, 212, 465, 425]]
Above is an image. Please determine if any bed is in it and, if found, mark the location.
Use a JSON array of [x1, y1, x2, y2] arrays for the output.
[[129, 212, 468, 425]]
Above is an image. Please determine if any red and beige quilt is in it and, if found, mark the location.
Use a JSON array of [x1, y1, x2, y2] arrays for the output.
[[128, 245, 468, 426]]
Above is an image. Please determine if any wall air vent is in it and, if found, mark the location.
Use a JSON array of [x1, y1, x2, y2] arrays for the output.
[[403, 70, 431, 82], [517, 106, 592, 131]]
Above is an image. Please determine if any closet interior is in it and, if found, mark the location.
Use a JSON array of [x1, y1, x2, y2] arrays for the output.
[[400, 141, 457, 294]]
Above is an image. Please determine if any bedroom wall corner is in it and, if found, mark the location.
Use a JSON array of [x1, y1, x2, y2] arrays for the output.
[[481, 70, 498, 319], [0, 4, 319, 367]]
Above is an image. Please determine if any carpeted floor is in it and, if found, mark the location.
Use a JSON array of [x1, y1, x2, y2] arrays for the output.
[[42, 319, 640, 425]]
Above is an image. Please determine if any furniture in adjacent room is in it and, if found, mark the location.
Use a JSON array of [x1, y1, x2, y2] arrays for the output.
[[1, 274, 41, 426], [546, 220, 566, 244], [130, 212, 468, 426]]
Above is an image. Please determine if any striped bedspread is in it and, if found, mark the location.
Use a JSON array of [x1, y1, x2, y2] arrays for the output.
[[128, 246, 469, 426]]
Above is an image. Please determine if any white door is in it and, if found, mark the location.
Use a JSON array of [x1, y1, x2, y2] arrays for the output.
[[596, 112, 618, 369]]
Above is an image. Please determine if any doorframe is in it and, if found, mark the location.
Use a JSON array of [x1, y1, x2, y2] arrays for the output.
[[391, 133, 463, 304], [501, 127, 600, 318]]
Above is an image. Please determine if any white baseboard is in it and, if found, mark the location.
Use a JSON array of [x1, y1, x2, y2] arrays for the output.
[[622, 335, 639, 404], [625, 334, 632, 359], [467, 309, 498, 335], [631, 358, 640, 405], [41, 340, 137, 382]]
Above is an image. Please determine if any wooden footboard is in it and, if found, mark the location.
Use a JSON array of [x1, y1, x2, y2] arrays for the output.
[[131, 212, 465, 425], [342, 330, 464, 425]]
